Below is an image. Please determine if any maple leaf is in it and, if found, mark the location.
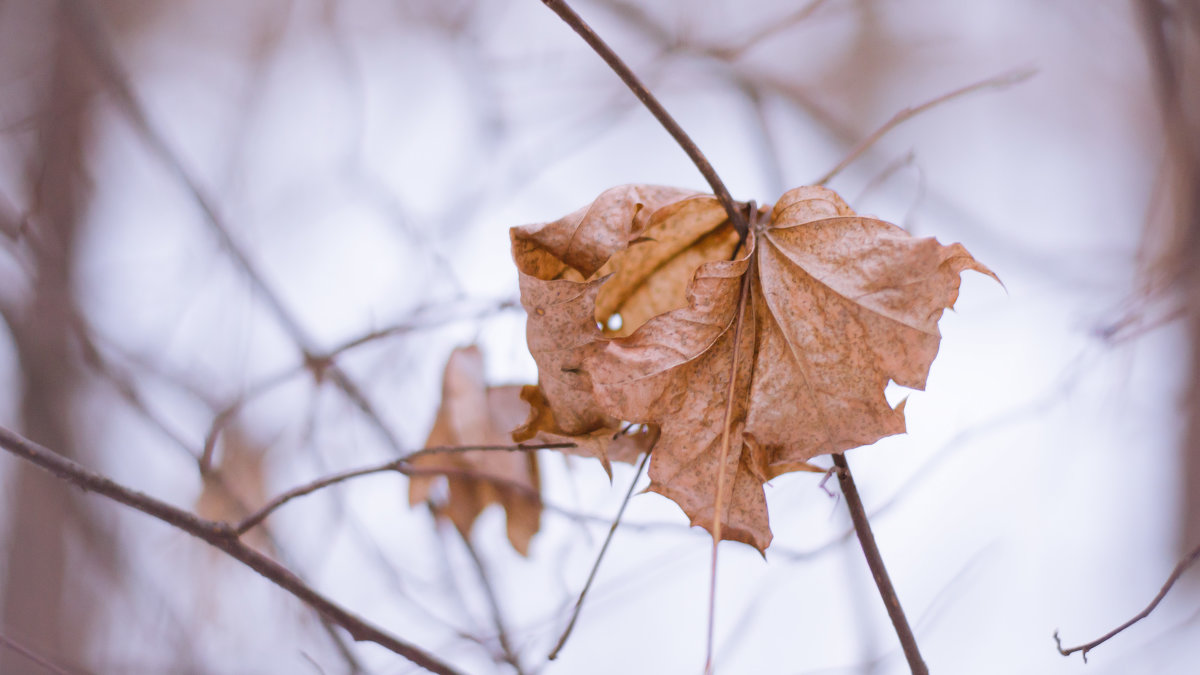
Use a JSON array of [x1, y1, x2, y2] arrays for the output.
[[408, 346, 542, 555], [512, 185, 996, 552]]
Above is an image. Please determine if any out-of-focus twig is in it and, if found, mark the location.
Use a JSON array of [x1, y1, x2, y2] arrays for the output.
[[325, 299, 520, 359], [815, 69, 1035, 186], [709, 0, 831, 60], [1055, 541, 1200, 663], [0, 629, 74, 675], [459, 533, 525, 674], [198, 298, 521, 472], [0, 193, 24, 243], [0, 424, 461, 675], [61, 0, 407, 457]]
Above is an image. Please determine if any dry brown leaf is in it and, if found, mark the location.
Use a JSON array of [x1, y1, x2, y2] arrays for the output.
[[514, 383, 657, 475], [513, 185, 996, 552], [195, 426, 272, 553], [408, 346, 542, 555]]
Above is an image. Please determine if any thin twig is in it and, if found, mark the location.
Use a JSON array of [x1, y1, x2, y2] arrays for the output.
[[708, 0, 830, 60], [1055, 541, 1200, 662], [0, 193, 25, 243], [326, 299, 520, 359], [460, 533, 525, 674], [548, 449, 651, 660], [235, 442, 575, 535], [539, 0, 748, 239], [72, 320, 366, 670], [62, 0, 409, 457], [0, 424, 461, 675], [198, 298, 522, 473], [832, 452, 927, 675], [814, 69, 1036, 186]]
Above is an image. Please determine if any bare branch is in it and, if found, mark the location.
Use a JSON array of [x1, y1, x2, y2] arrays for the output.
[[61, 0, 408, 456], [708, 0, 831, 60], [549, 447, 652, 660], [235, 442, 576, 535], [459, 533, 525, 674], [832, 452, 928, 675], [0, 424, 461, 675], [1055, 541, 1200, 662], [326, 299, 521, 359], [815, 69, 1035, 186], [0, 629, 74, 675], [0, 191, 24, 243]]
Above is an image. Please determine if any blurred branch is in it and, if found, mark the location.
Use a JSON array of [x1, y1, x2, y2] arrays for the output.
[[60, 0, 408, 457], [0, 424, 461, 675], [598, 0, 830, 62], [199, 298, 522, 472], [549, 448, 650, 660], [709, 0, 831, 60], [326, 299, 521, 359], [73, 317, 200, 461], [0, 630, 74, 675], [1055, 541, 1200, 663], [539, 0, 749, 239], [814, 69, 1036, 186], [832, 452, 928, 675], [737, 80, 787, 198], [459, 533, 524, 674], [0, 193, 24, 243], [1138, 0, 1200, 560], [73, 319, 366, 671], [60, 0, 308, 343], [235, 442, 576, 535]]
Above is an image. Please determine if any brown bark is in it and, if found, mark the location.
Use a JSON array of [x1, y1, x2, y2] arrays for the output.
[[0, 6, 110, 672], [1137, 0, 1200, 556]]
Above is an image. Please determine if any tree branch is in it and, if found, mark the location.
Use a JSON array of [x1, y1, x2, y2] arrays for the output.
[[539, 0, 748, 239], [0, 424, 462, 675], [1055, 541, 1200, 662], [0, 629, 74, 675], [814, 69, 1035, 186], [459, 532, 524, 674], [235, 442, 575, 535], [62, 0, 409, 458], [832, 452, 927, 675]]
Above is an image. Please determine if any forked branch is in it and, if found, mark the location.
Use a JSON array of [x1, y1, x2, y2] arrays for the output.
[[0, 424, 462, 675], [1055, 541, 1200, 662], [814, 69, 1035, 186], [235, 442, 573, 534]]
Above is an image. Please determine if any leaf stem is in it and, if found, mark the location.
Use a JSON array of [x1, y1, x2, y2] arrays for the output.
[[539, 0, 748, 240], [832, 452, 927, 675], [706, 207, 756, 675]]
